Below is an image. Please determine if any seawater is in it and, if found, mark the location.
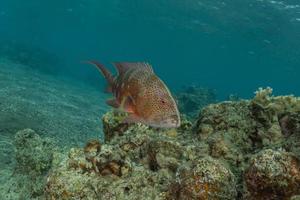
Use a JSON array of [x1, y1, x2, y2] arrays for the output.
[[0, 0, 299, 98]]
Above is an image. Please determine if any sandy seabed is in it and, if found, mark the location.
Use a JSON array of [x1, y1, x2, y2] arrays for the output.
[[0, 58, 109, 188]]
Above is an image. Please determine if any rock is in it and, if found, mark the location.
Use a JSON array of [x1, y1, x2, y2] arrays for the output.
[[195, 101, 255, 140], [279, 112, 300, 137], [102, 111, 130, 142], [166, 156, 237, 200], [283, 112, 300, 159], [194, 101, 254, 176], [145, 139, 183, 172], [0, 129, 54, 199], [84, 139, 102, 161], [244, 149, 300, 199], [14, 128, 54, 175], [44, 88, 300, 199], [46, 164, 172, 200]]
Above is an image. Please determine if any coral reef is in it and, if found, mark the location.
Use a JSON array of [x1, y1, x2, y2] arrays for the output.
[[44, 87, 300, 199], [194, 100, 255, 176], [194, 87, 300, 198], [2, 87, 300, 199], [45, 121, 187, 199], [46, 110, 211, 199], [175, 85, 217, 119]]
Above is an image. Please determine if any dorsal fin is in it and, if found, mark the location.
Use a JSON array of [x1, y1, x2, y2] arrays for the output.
[[84, 60, 114, 89], [112, 62, 154, 75], [84, 60, 114, 86]]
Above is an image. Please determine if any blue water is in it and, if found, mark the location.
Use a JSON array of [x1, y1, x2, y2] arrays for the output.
[[0, 0, 300, 98]]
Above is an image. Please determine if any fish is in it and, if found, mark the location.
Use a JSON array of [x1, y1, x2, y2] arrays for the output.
[[86, 61, 181, 128]]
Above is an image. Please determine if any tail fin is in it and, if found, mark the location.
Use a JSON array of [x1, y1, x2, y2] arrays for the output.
[[84, 61, 114, 89]]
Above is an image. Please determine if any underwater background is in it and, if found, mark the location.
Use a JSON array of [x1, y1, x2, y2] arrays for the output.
[[1, 0, 300, 199], [1, 0, 300, 97]]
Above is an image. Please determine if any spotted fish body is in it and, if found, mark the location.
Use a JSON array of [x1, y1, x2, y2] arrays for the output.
[[87, 61, 181, 128]]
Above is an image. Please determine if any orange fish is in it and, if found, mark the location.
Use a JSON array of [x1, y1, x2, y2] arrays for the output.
[[87, 61, 181, 128]]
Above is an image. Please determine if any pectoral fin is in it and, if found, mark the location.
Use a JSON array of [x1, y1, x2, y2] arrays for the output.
[[120, 95, 135, 113]]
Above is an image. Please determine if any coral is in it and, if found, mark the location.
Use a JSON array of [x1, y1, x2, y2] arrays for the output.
[[176, 85, 216, 119], [250, 87, 300, 150], [250, 87, 300, 128], [283, 112, 300, 159], [177, 114, 193, 133], [46, 163, 172, 200], [3, 87, 299, 199], [194, 101, 254, 176], [45, 126, 177, 199], [68, 140, 130, 177], [244, 149, 300, 199], [102, 111, 131, 142], [252, 87, 274, 107], [45, 112, 200, 199], [145, 139, 184, 172], [252, 87, 300, 114], [166, 156, 237, 200], [279, 112, 300, 137], [195, 101, 256, 139], [193, 88, 300, 197]]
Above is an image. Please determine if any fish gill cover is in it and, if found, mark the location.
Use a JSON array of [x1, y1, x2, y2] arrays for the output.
[[0, 0, 300, 199]]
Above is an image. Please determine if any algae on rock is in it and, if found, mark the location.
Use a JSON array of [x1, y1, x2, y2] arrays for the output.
[[46, 111, 210, 199], [244, 149, 300, 200], [167, 156, 237, 200], [45, 88, 300, 199]]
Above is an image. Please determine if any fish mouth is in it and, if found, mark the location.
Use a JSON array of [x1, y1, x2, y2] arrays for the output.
[[150, 123, 179, 129], [154, 115, 181, 128], [170, 114, 181, 128]]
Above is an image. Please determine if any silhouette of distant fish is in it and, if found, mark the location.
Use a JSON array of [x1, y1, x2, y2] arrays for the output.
[[86, 61, 181, 128]]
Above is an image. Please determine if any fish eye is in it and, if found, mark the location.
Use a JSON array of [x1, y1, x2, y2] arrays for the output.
[[161, 99, 166, 104]]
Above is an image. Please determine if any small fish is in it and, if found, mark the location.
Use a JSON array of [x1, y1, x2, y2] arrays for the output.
[[86, 61, 181, 128]]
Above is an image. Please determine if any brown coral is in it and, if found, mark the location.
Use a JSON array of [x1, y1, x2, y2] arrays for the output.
[[244, 149, 300, 200], [166, 157, 237, 200]]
